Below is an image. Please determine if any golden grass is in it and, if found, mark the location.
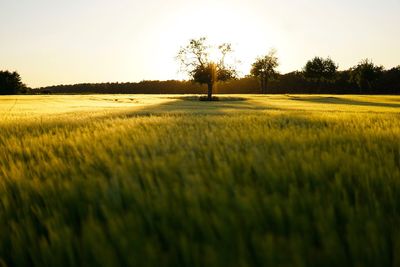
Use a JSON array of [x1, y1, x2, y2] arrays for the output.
[[0, 94, 399, 266]]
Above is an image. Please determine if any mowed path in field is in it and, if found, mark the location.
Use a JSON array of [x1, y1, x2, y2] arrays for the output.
[[0, 94, 399, 267]]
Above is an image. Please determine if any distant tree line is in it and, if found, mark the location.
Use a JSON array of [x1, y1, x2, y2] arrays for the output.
[[1, 56, 400, 95], [34, 63, 400, 95], [34, 79, 261, 94], [33, 55, 400, 95], [249, 53, 400, 95]]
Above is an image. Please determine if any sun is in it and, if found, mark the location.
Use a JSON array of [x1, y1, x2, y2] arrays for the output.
[[153, 1, 281, 79]]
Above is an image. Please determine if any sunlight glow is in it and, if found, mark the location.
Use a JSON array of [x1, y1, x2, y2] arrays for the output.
[[161, 1, 281, 77], [0, 0, 399, 87]]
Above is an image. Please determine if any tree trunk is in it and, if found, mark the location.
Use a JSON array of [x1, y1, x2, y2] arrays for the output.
[[207, 83, 213, 101]]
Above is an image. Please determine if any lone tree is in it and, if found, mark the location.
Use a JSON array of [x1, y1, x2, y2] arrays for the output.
[[0, 71, 26, 95], [350, 59, 384, 93], [303, 57, 338, 92], [250, 49, 279, 94], [177, 37, 237, 101]]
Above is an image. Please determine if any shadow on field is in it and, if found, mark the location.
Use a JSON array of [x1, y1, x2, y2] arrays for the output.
[[289, 96, 400, 108], [169, 96, 247, 102], [131, 97, 277, 116]]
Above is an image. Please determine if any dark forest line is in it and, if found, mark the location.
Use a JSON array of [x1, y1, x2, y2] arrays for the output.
[[34, 68, 400, 95]]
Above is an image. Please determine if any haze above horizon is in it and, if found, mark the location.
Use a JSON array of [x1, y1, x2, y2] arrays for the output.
[[1, 0, 399, 88]]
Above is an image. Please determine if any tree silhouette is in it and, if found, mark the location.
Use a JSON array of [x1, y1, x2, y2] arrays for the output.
[[350, 59, 384, 93], [250, 49, 279, 94], [177, 37, 237, 101], [303, 57, 338, 92], [0, 71, 26, 95]]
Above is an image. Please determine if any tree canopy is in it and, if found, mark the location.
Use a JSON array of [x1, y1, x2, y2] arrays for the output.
[[0, 71, 26, 95], [350, 59, 384, 92], [177, 37, 237, 100], [250, 49, 279, 94], [303, 57, 338, 83]]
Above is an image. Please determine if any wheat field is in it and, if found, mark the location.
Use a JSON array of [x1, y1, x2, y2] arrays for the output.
[[0, 95, 399, 267]]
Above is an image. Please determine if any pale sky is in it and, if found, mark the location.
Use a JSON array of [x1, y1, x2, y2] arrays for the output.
[[1, 0, 399, 88]]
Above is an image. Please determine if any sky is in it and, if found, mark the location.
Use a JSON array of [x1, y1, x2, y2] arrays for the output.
[[1, 0, 399, 88]]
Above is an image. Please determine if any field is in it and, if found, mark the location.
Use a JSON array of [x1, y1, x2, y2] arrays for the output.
[[0, 94, 399, 267]]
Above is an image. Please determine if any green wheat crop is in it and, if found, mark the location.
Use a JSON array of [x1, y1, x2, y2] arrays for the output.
[[0, 95, 399, 267]]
